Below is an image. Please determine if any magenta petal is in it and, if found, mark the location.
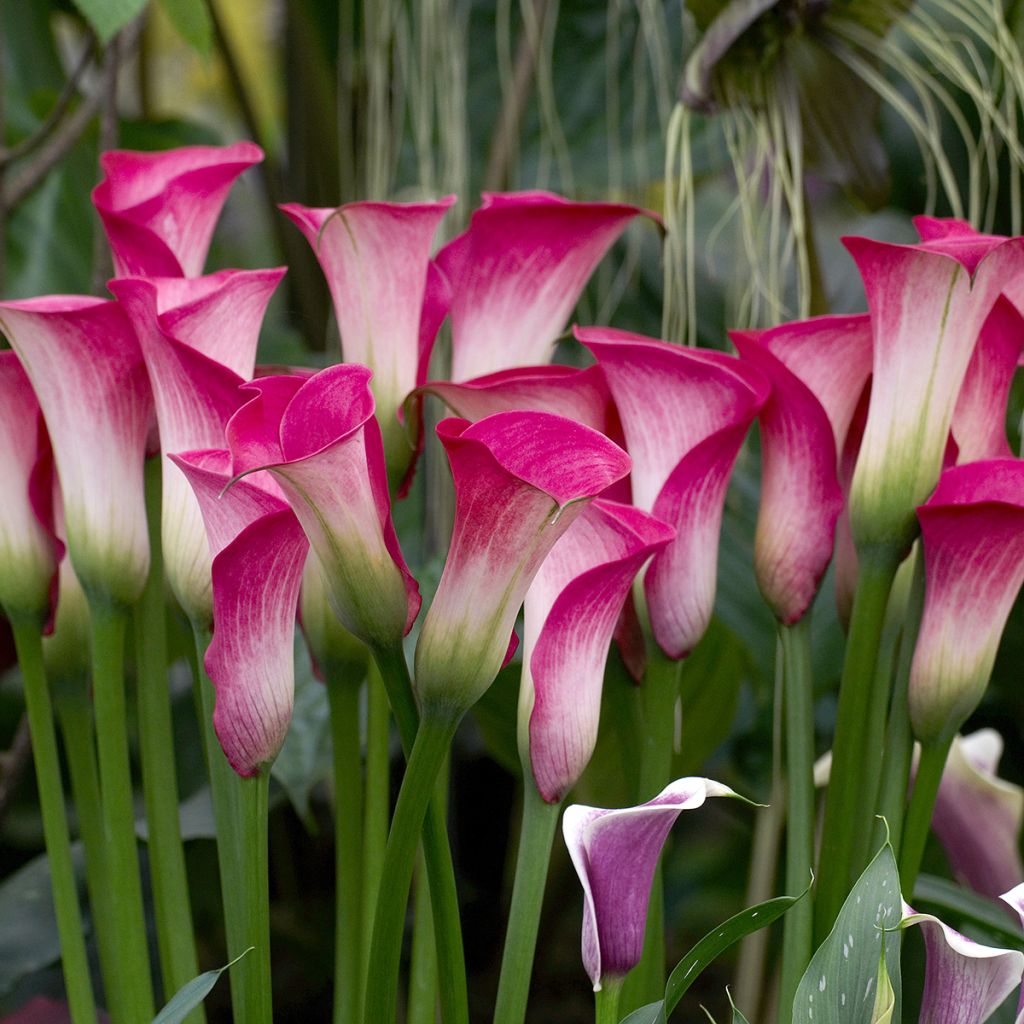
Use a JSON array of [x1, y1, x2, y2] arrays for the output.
[[0, 297, 151, 604], [525, 500, 674, 802], [563, 777, 737, 989], [440, 192, 658, 381], [225, 365, 421, 646], [415, 411, 631, 713], [932, 730, 1024, 901], [910, 460, 1024, 743], [952, 297, 1023, 463], [0, 352, 61, 624], [205, 509, 309, 776], [732, 333, 843, 623], [93, 143, 263, 277], [902, 902, 1024, 1024], [580, 327, 767, 657], [843, 233, 1024, 554]]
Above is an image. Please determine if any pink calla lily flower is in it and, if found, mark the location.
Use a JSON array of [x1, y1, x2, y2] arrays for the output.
[[522, 499, 675, 803], [280, 197, 454, 485], [439, 191, 658, 382], [901, 901, 1024, 1024], [172, 449, 308, 776], [108, 268, 285, 625], [578, 326, 768, 658], [563, 777, 738, 990], [931, 730, 1024, 902], [224, 365, 420, 648], [843, 230, 1024, 558], [415, 410, 631, 715], [909, 459, 1024, 744], [0, 297, 151, 605], [93, 142, 264, 277], [0, 352, 61, 626]]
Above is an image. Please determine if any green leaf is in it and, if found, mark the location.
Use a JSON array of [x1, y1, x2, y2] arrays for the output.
[[620, 1001, 667, 1024], [913, 874, 1024, 951], [151, 948, 252, 1024], [156, 0, 212, 56], [793, 844, 903, 1023], [664, 892, 804, 1013], [70, 0, 148, 43], [728, 989, 752, 1024]]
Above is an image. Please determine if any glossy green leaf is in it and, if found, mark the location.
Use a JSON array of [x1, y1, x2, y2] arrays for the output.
[[665, 892, 804, 1013], [151, 948, 251, 1024], [620, 1001, 667, 1024], [913, 874, 1024, 951], [156, 0, 213, 56], [70, 0, 148, 43], [792, 844, 903, 1023]]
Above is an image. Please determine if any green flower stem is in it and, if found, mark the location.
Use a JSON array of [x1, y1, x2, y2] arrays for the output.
[[814, 553, 898, 942], [371, 643, 469, 1024], [11, 620, 97, 1024], [359, 661, 389, 994], [619, 647, 680, 1015], [134, 459, 203, 1016], [363, 710, 459, 1024], [54, 690, 123, 1020], [874, 552, 926, 857], [326, 672, 364, 1024], [899, 737, 951, 895], [594, 979, 623, 1024], [192, 626, 250, 1024], [777, 616, 815, 1024], [238, 772, 273, 1024], [492, 780, 561, 1024], [89, 599, 155, 1022]]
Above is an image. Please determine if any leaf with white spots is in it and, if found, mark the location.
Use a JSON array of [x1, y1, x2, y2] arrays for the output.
[[793, 844, 903, 1023]]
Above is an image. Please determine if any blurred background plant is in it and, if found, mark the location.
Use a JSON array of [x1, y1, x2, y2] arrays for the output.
[[1, 0, 1023, 1021]]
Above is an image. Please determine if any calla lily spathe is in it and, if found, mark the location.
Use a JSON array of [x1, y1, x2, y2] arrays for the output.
[[93, 142, 264, 277], [843, 230, 1024, 559], [225, 365, 420, 648], [0, 296, 151, 605], [415, 410, 631, 715], [521, 499, 674, 803], [909, 459, 1024, 745], [563, 778, 738, 990], [109, 268, 285, 625], [579, 326, 768, 658], [172, 449, 308, 777], [440, 191, 657, 382], [0, 352, 60, 626]]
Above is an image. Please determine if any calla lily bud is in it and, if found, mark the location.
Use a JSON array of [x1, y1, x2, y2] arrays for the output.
[[225, 365, 421, 648], [299, 551, 370, 682], [909, 459, 1024, 745], [0, 353, 60, 626], [414, 411, 630, 716], [563, 778, 738, 990], [439, 192, 658, 382], [93, 142, 264, 277], [843, 232, 1024, 560], [280, 198, 455, 487], [579, 326, 768, 658], [901, 901, 1024, 1024], [0, 297, 152, 606], [109, 269, 285, 626], [520, 500, 674, 803], [172, 449, 308, 776]]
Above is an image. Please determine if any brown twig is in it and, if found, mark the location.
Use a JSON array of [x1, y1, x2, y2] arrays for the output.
[[0, 714, 33, 829]]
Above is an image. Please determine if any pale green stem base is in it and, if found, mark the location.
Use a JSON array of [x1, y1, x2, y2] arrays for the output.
[[492, 781, 561, 1024], [12, 621, 97, 1024], [814, 555, 897, 942], [363, 711, 459, 1024], [327, 674, 364, 1024], [595, 979, 623, 1024], [777, 617, 815, 1024], [135, 458, 202, 1017], [89, 599, 155, 1022]]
